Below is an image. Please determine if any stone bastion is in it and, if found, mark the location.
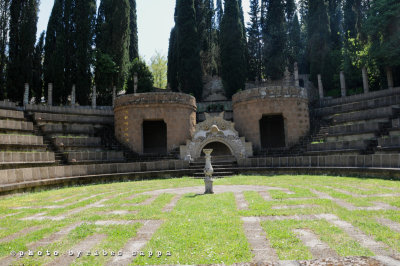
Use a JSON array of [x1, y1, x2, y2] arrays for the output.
[[232, 86, 310, 151], [114, 92, 197, 154]]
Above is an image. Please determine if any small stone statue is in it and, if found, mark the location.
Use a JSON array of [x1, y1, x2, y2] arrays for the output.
[[203, 149, 214, 194]]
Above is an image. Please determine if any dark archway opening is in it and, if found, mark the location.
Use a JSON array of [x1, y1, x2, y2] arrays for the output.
[[143, 120, 167, 154], [259, 115, 285, 148], [201, 142, 232, 156]]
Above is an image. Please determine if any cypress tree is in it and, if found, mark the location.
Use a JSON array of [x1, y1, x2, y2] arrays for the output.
[[7, 0, 39, 103], [32, 31, 45, 103], [44, 0, 66, 104], [220, 0, 247, 98], [247, 0, 262, 81], [74, 0, 96, 105], [307, 0, 331, 89], [95, 0, 130, 105], [176, 0, 203, 98], [263, 0, 287, 80], [0, 0, 10, 100], [287, 14, 301, 71], [167, 27, 179, 91], [216, 0, 223, 29], [129, 0, 138, 61]]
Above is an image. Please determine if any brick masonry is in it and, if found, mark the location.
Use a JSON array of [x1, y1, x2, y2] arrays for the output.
[[232, 86, 310, 150], [114, 93, 197, 154]]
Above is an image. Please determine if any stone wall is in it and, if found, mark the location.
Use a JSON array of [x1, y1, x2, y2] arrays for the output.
[[114, 93, 197, 154], [232, 86, 310, 150]]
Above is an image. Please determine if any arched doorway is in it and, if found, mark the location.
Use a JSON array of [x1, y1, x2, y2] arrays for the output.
[[201, 141, 233, 156], [259, 115, 286, 148]]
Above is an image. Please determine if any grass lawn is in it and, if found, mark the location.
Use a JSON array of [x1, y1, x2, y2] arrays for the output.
[[0, 175, 399, 265]]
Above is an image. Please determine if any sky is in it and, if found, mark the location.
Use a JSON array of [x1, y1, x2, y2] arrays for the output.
[[37, 0, 251, 62]]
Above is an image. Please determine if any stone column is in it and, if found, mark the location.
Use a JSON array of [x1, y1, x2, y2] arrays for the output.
[[340, 71, 346, 97], [71, 84, 76, 106], [386, 67, 394, 89], [92, 85, 96, 109], [362, 67, 369, 93], [23, 83, 29, 106], [318, 74, 324, 99], [48, 83, 53, 106], [112, 86, 116, 107], [134, 73, 138, 94], [294, 62, 299, 87]]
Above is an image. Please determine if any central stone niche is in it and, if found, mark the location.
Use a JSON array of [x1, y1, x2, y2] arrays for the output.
[[114, 92, 196, 155]]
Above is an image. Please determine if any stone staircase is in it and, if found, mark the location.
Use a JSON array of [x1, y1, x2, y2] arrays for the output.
[[190, 155, 238, 178]]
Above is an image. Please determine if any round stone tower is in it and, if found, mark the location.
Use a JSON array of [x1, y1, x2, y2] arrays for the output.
[[232, 86, 310, 152], [114, 92, 197, 155]]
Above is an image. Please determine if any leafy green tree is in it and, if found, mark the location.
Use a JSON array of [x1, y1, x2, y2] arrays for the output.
[[263, 0, 287, 80], [0, 0, 10, 100], [129, 0, 138, 61], [126, 58, 154, 93], [176, 0, 203, 98], [220, 0, 247, 98], [32, 31, 45, 103], [167, 27, 179, 91], [150, 51, 168, 89], [95, 0, 130, 105], [7, 0, 39, 103]]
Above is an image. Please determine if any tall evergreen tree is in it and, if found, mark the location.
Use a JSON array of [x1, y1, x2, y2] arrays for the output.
[[32, 31, 45, 103], [74, 0, 96, 105], [307, 0, 331, 90], [129, 0, 138, 61], [7, 0, 39, 103], [216, 0, 224, 29], [0, 0, 10, 99], [220, 0, 247, 98], [263, 0, 287, 80], [175, 0, 203, 98], [287, 14, 301, 71], [247, 0, 262, 81], [167, 27, 179, 91], [95, 0, 130, 105], [44, 0, 66, 104]]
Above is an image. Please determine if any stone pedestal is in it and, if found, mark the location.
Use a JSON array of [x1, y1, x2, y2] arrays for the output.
[[318, 74, 324, 99], [294, 62, 299, 87], [203, 149, 214, 194], [340, 71, 346, 97], [362, 67, 369, 93], [92, 86, 96, 109], [71, 84, 76, 106], [386, 67, 394, 89], [48, 83, 53, 106], [23, 83, 29, 106]]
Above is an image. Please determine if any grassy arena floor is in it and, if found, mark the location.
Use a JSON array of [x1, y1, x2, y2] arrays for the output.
[[0, 175, 399, 265]]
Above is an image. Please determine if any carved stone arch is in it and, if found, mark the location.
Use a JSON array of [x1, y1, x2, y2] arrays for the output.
[[196, 139, 235, 158]]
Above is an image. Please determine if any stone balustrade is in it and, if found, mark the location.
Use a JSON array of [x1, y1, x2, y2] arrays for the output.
[[33, 112, 114, 125], [232, 86, 308, 104], [66, 151, 125, 163], [0, 101, 17, 110], [378, 136, 400, 149], [0, 152, 55, 164], [0, 120, 33, 131], [41, 124, 101, 134], [0, 134, 43, 145], [327, 121, 384, 135], [307, 140, 369, 152], [53, 137, 101, 147]]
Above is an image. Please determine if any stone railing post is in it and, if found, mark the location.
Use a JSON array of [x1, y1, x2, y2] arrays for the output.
[[71, 84, 76, 106], [112, 86, 116, 107], [362, 67, 369, 93], [340, 71, 346, 97], [48, 83, 53, 106], [386, 67, 394, 89], [23, 83, 29, 106], [134, 73, 138, 94], [317, 74, 324, 99], [294, 62, 299, 87], [92, 85, 96, 109]]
